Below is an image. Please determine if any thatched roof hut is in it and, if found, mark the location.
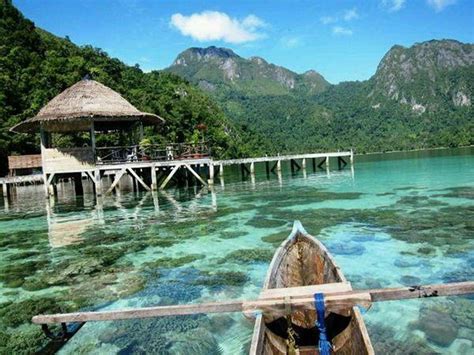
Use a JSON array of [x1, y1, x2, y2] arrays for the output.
[[11, 78, 164, 133]]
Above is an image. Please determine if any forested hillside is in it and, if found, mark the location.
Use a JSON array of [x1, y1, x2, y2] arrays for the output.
[[0, 0, 247, 174], [169, 41, 474, 155]]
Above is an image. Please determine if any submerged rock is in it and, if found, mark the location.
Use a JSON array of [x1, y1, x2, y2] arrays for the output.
[[412, 308, 459, 347], [245, 216, 287, 229], [0, 297, 76, 328], [399, 275, 422, 286], [369, 322, 435, 354], [433, 186, 474, 200], [394, 257, 424, 268], [220, 249, 274, 263], [261, 231, 289, 246], [143, 254, 205, 269], [218, 230, 246, 239], [100, 315, 218, 354], [329, 243, 365, 256], [193, 271, 248, 289]]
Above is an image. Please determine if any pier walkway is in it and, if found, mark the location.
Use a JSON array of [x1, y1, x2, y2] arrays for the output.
[[1, 150, 353, 202]]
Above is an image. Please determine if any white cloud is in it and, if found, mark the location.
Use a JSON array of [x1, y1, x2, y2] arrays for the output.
[[170, 11, 266, 44], [343, 8, 359, 21], [320, 16, 337, 25], [382, 0, 406, 12], [427, 0, 457, 12], [332, 26, 353, 36], [280, 36, 302, 48]]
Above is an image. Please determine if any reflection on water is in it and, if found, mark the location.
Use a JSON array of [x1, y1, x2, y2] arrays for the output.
[[0, 148, 472, 354]]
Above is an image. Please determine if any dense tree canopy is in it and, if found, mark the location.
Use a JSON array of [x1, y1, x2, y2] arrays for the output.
[[0, 0, 249, 174]]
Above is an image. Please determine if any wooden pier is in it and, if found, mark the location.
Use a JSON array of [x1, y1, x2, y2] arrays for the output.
[[1, 150, 354, 203], [3, 78, 355, 205]]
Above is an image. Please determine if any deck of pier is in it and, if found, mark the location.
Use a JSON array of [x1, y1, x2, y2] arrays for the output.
[[1, 150, 353, 201]]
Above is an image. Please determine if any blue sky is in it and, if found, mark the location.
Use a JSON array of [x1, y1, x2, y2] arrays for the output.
[[14, 0, 474, 83]]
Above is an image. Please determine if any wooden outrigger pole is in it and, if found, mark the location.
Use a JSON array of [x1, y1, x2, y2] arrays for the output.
[[33, 281, 474, 325]]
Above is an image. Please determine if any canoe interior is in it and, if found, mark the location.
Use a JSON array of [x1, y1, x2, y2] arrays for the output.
[[251, 221, 374, 355]]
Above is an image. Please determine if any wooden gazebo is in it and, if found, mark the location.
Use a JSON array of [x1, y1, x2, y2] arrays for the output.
[[11, 78, 164, 170], [10, 78, 164, 196]]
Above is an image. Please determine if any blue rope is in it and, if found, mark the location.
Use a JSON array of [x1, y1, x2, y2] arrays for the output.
[[314, 293, 332, 355]]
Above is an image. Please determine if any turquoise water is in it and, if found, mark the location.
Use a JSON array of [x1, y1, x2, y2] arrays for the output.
[[0, 148, 473, 354]]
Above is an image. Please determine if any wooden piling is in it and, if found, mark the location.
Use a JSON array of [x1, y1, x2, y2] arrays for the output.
[[73, 173, 84, 196], [151, 164, 157, 191], [2, 182, 8, 200], [208, 164, 215, 185], [95, 169, 103, 196]]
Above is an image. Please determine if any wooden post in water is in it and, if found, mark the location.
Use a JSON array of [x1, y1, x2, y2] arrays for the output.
[[219, 163, 224, 177], [2, 182, 9, 208], [302, 158, 306, 170], [250, 162, 255, 175], [94, 169, 102, 196], [276, 160, 281, 172], [151, 164, 157, 191], [73, 173, 84, 197], [208, 163, 215, 186]]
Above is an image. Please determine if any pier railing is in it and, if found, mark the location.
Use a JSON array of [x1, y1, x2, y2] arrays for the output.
[[95, 142, 210, 164]]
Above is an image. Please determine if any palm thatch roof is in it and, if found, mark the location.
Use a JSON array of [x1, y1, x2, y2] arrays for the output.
[[11, 78, 164, 133]]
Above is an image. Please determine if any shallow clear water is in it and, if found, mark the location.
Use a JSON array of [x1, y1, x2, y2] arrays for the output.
[[0, 148, 472, 354]]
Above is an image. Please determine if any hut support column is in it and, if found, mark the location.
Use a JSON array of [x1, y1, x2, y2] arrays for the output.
[[2, 182, 9, 204], [45, 173, 55, 197], [277, 160, 281, 172], [219, 164, 224, 177], [43, 174, 50, 198], [350, 149, 354, 165], [208, 163, 214, 186], [151, 164, 157, 191], [94, 169, 102, 196], [40, 126, 49, 198], [325, 156, 330, 169], [250, 162, 255, 175], [73, 173, 84, 196], [302, 158, 306, 170], [90, 122, 96, 159]]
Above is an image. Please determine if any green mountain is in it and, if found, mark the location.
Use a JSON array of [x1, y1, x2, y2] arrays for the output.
[[168, 41, 473, 154], [167, 46, 329, 97], [0, 0, 245, 175], [370, 39, 473, 112]]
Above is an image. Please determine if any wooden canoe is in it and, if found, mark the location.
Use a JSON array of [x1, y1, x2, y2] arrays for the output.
[[249, 221, 374, 354]]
